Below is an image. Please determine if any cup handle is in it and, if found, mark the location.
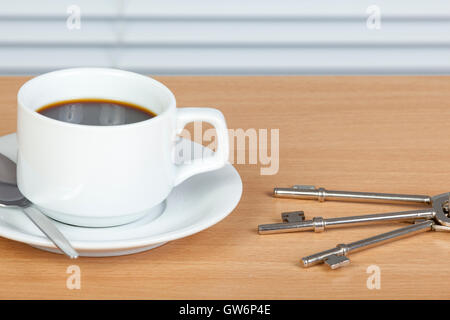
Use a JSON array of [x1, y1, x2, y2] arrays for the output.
[[174, 107, 229, 186]]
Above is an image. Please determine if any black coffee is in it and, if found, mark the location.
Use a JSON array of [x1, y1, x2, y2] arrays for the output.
[[37, 99, 156, 126]]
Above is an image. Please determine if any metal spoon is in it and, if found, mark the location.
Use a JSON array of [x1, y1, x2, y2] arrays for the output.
[[0, 153, 78, 258]]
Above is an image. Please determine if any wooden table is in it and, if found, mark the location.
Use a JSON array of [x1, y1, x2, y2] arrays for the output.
[[0, 76, 449, 299]]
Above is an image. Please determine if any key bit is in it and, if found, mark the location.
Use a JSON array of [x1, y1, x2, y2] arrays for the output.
[[324, 254, 350, 269], [257, 211, 306, 234], [282, 211, 305, 223]]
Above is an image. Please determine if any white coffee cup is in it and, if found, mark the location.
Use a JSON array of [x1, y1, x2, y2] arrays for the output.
[[17, 68, 229, 227]]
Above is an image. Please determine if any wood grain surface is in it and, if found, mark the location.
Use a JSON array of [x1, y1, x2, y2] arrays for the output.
[[0, 76, 449, 299]]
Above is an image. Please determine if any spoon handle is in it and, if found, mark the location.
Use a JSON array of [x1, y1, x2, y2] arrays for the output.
[[22, 206, 79, 259]]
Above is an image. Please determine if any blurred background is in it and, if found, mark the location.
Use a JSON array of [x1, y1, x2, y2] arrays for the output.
[[1, 0, 449, 75]]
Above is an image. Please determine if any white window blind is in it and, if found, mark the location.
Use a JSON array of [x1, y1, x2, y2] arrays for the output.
[[0, 0, 449, 75]]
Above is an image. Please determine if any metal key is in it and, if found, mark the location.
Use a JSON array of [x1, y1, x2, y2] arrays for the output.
[[273, 185, 432, 204], [258, 209, 435, 234], [302, 219, 449, 269], [259, 185, 450, 234]]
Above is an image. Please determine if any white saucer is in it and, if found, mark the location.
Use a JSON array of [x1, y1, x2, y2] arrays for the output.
[[0, 133, 242, 257]]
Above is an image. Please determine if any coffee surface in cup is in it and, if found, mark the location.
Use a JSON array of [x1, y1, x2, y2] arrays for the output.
[[37, 99, 156, 126]]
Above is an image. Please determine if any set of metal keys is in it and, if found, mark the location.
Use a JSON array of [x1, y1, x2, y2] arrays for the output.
[[258, 185, 450, 269]]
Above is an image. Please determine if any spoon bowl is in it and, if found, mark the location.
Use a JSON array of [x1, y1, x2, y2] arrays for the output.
[[0, 153, 78, 258]]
